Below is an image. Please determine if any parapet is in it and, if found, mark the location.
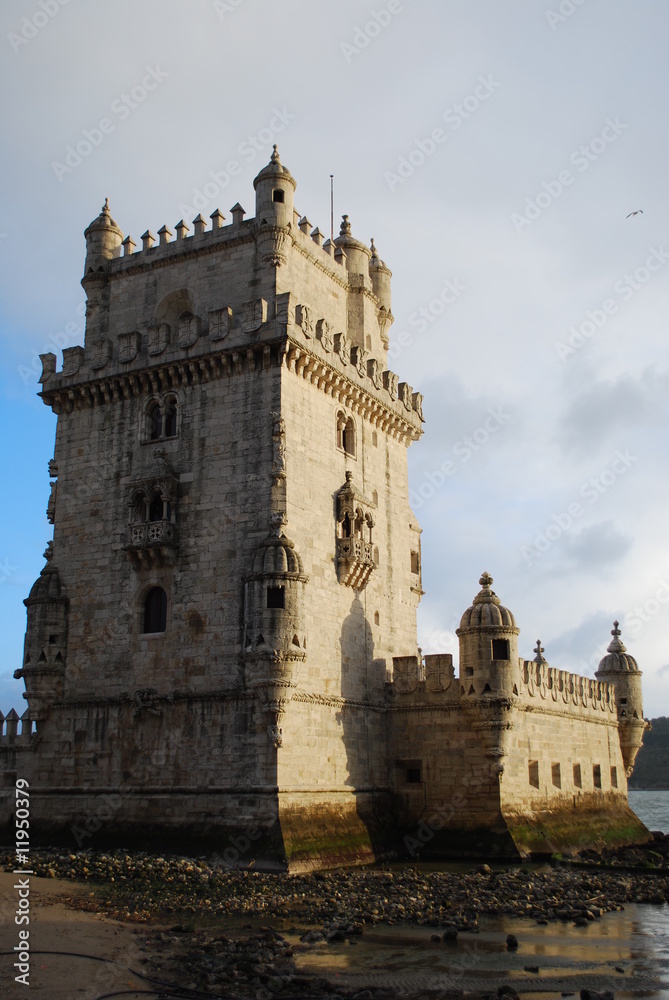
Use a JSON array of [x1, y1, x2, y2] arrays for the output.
[[391, 653, 457, 700], [518, 658, 616, 715], [0, 709, 35, 747]]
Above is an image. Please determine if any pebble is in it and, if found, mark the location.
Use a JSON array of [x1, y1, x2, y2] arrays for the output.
[[1, 842, 665, 999], [1, 844, 665, 930]]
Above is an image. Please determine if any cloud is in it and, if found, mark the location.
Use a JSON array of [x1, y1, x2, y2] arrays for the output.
[[557, 368, 669, 458]]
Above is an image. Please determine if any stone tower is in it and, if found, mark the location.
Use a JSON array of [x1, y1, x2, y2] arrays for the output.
[[595, 622, 646, 775], [2, 149, 424, 867], [0, 150, 649, 865]]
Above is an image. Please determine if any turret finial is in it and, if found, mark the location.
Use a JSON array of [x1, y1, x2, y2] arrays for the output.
[[370, 237, 377, 257], [102, 197, 110, 214], [479, 571, 493, 589], [533, 640, 547, 664], [607, 620, 627, 653], [270, 144, 280, 163], [340, 214, 351, 236]]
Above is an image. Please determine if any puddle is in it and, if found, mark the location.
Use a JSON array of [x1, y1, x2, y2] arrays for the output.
[[294, 904, 669, 997]]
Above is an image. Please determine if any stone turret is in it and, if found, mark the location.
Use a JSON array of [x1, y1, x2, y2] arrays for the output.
[[253, 144, 296, 224], [243, 524, 308, 749], [596, 622, 646, 775], [334, 214, 372, 276], [368, 238, 393, 349], [82, 198, 124, 341], [82, 198, 124, 276], [456, 572, 520, 700], [456, 573, 521, 780], [14, 546, 68, 721]]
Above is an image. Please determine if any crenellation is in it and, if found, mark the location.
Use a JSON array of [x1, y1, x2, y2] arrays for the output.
[[192, 213, 207, 236]]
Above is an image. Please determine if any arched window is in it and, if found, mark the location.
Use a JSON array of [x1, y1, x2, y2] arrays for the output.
[[143, 587, 167, 634], [336, 411, 346, 451], [149, 493, 163, 522], [164, 397, 177, 437], [132, 491, 147, 522], [147, 401, 162, 441], [342, 417, 356, 457]]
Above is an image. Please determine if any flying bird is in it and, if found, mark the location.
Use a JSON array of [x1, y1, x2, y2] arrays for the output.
[[626, 210, 644, 218]]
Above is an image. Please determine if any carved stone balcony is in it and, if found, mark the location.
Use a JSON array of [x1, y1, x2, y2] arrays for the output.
[[336, 536, 374, 589], [126, 519, 178, 568]]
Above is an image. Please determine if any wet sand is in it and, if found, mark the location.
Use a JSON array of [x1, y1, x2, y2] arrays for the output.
[[0, 873, 143, 999]]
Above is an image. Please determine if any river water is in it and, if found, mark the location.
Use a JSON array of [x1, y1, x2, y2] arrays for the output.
[[629, 789, 669, 833], [296, 792, 669, 997]]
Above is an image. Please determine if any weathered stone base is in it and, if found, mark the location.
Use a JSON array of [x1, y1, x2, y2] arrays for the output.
[[503, 801, 651, 857], [277, 791, 393, 871], [0, 786, 398, 871]]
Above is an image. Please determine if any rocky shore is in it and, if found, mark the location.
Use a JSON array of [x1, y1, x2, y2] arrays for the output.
[[2, 836, 667, 999]]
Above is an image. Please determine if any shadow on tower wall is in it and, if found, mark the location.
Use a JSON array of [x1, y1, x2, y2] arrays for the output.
[[336, 592, 395, 861]]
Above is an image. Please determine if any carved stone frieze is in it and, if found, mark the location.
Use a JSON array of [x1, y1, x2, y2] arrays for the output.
[[295, 303, 313, 338], [241, 298, 268, 334], [316, 318, 333, 352], [89, 338, 112, 371], [148, 322, 171, 355], [383, 369, 399, 400], [210, 307, 233, 342], [177, 314, 201, 349], [119, 331, 141, 364]]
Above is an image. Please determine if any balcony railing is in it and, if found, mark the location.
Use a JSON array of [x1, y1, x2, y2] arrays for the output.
[[336, 536, 375, 589], [127, 519, 178, 568]]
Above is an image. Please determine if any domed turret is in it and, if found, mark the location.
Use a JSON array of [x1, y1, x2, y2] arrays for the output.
[[253, 145, 296, 229], [83, 198, 124, 276], [368, 238, 393, 349], [251, 534, 305, 578], [334, 215, 372, 276], [596, 621, 640, 675], [243, 527, 309, 750], [14, 551, 69, 721], [243, 529, 308, 674], [596, 622, 646, 775], [456, 572, 520, 699]]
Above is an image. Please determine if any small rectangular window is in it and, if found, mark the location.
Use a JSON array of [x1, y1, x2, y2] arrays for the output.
[[551, 763, 562, 788], [529, 760, 540, 788], [267, 586, 285, 609], [610, 766, 618, 789], [573, 763, 582, 788], [410, 550, 420, 575], [593, 764, 602, 789], [272, 189, 284, 203], [491, 639, 510, 660], [49, 634, 58, 645], [397, 760, 422, 785], [465, 666, 474, 677]]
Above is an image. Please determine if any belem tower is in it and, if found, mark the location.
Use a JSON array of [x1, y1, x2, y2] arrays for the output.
[[0, 149, 649, 868]]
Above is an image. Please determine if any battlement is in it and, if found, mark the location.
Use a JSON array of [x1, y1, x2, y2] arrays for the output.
[[109, 204, 356, 276], [391, 650, 619, 718], [0, 709, 35, 747], [519, 659, 616, 716]]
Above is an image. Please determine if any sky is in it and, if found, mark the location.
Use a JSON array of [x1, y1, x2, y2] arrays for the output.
[[1, 0, 668, 719]]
